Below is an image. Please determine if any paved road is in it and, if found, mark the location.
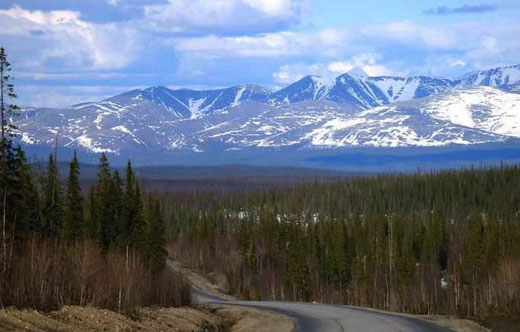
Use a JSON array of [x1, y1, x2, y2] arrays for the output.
[[192, 289, 452, 332]]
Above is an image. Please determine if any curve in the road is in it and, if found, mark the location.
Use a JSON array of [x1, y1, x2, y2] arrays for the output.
[[192, 288, 453, 332]]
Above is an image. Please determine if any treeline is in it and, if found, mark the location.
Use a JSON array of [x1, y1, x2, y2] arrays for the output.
[[0, 47, 189, 313], [0, 148, 190, 312], [167, 167, 520, 320]]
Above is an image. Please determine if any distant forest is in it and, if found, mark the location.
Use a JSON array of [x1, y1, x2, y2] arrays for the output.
[[167, 166, 520, 320], [1, 47, 519, 324]]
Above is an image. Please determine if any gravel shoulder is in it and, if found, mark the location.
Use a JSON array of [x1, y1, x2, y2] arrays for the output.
[[212, 305, 295, 332]]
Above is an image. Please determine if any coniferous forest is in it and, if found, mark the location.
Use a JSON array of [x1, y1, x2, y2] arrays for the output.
[[0, 148, 191, 312], [167, 167, 520, 321], [1, 47, 520, 327], [0, 48, 190, 313]]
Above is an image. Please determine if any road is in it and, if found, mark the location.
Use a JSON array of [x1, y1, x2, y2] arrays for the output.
[[192, 288, 453, 332]]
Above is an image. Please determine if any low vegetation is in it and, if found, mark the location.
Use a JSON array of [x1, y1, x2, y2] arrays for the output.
[[0, 49, 190, 314], [0, 146, 190, 313], [166, 166, 520, 322]]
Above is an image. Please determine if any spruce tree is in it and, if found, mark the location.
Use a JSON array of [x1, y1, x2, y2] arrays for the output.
[[42, 154, 62, 237], [0, 47, 19, 171], [0, 48, 20, 261], [111, 170, 125, 248], [132, 180, 144, 249], [14, 147, 40, 236], [96, 153, 113, 249], [85, 187, 98, 240], [63, 151, 83, 242], [145, 199, 167, 274], [122, 160, 142, 248]]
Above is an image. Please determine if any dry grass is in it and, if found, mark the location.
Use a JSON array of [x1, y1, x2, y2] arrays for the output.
[[0, 305, 221, 332], [212, 306, 294, 332], [0, 239, 191, 313]]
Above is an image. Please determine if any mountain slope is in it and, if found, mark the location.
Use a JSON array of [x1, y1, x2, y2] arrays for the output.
[[459, 64, 520, 87], [269, 73, 458, 109], [15, 87, 520, 154], [414, 86, 520, 137], [74, 85, 271, 122], [269, 76, 332, 105], [12, 64, 520, 157]]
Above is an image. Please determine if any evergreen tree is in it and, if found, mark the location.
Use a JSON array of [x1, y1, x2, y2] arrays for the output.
[[144, 199, 167, 274], [111, 170, 125, 248], [96, 153, 113, 249], [85, 187, 99, 239], [0, 47, 19, 166], [0, 48, 20, 264], [122, 160, 142, 248], [14, 147, 40, 235], [63, 151, 83, 242], [41, 154, 62, 237], [132, 180, 145, 249]]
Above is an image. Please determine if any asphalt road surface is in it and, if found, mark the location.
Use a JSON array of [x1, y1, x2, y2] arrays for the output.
[[192, 288, 452, 332]]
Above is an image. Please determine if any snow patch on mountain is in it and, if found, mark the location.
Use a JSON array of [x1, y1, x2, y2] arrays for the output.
[[422, 86, 520, 137], [11, 64, 520, 155], [460, 65, 520, 87]]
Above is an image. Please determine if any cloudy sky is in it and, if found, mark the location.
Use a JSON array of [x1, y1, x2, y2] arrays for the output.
[[1, 0, 519, 107]]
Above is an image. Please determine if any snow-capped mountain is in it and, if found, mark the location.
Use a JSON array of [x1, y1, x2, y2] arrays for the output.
[[270, 73, 457, 109], [12, 64, 520, 158], [269, 76, 332, 105], [459, 64, 520, 87], [74, 84, 271, 121], [418, 86, 520, 137]]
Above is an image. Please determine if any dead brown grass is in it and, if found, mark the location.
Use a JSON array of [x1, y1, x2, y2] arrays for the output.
[[0, 305, 221, 332], [0, 239, 191, 313]]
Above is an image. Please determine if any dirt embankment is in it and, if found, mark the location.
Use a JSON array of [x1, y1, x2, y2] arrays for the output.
[[0, 260, 294, 332], [0, 305, 222, 332], [167, 260, 295, 332], [167, 260, 235, 301]]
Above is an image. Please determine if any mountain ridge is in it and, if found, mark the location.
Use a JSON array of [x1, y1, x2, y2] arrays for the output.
[[12, 64, 520, 160]]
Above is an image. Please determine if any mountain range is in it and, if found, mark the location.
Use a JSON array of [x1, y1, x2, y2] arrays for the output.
[[12, 64, 520, 167]]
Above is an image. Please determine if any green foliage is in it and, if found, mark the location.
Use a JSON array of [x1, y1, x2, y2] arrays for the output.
[[14, 147, 41, 235], [41, 154, 63, 237], [63, 151, 83, 242], [0, 50, 181, 313], [169, 166, 520, 318], [143, 199, 167, 274]]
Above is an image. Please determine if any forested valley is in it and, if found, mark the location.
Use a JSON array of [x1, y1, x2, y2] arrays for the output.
[[1, 47, 519, 329], [166, 166, 520, 321], [2, 138, 519, 323]]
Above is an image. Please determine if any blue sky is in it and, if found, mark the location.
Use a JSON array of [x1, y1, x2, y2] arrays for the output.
[[1, 0, 519, 107]]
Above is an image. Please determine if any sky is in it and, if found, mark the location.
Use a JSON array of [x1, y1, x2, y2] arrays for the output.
[[1, 0, 519, 107]]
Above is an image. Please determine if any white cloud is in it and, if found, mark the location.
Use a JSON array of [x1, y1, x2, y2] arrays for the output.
[[362, 21, 459, 50], [0, 6, 140, 70], [327, 53, 394, 76], [174, 28, 349, 58], [273, 63, 331, 84], [106, 0, 121, 6], [449, 59, 467, 68], [143, 0, 309, 35], [16, 85, 142, 107], [243, 0, 305, 16], [273, 53, 394, 84]]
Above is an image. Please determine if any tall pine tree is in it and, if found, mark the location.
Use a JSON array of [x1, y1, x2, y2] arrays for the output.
[[42, 154, 62, 237], [96, 153, 113, 250], [63, 151, 83, 242], [14, 147, 40, 236], [144, 199, 167, 274], [122, 160, 142, 249]]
